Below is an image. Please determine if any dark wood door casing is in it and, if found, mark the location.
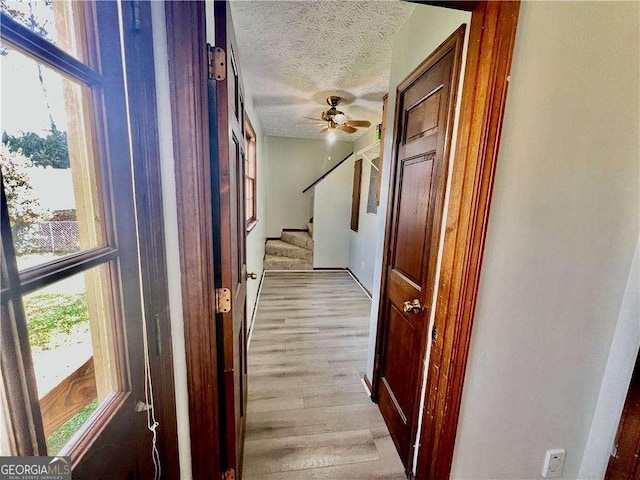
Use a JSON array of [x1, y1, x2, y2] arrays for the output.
[[415, 3, 520, 479], [165, 2, 222, 479], [374, 26, 466, 473]]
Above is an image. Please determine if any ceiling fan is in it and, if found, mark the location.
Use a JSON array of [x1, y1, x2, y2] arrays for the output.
[[305, 96, 372, 136]]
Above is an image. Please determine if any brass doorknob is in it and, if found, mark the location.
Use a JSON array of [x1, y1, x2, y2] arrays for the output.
[[247, 272, 258, 280], [403, 299, 423, 314]]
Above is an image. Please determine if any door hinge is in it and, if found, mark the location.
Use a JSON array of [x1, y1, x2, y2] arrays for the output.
[[223, 468, 235, 480], [215, 288, 231, 314], [208, 44, 226, 81]]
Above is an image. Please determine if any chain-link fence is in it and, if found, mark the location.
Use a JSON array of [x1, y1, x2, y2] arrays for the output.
[[16, 221, 80, 255]]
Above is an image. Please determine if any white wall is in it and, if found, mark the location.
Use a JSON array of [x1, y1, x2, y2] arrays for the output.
[[450, 2, 640, 478], [313, 154, 355, 268], [243, 87, 267, 326], [265, 136, 353, 238], [579, 238, 639, 479], [348, 129, 380, 292]]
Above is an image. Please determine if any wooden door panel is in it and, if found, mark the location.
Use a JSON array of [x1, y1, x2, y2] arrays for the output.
[[392, 155, 435, 284], [403, 61, 445, 108], [384, 305, 418, 416], [405, 93, 441, 142], [375, 31, 463, 473]]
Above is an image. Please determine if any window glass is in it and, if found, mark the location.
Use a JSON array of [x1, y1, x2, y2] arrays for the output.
[[0, 0, 86, 61], [22, 264, 118, 455], [1, 42, 106, 271]]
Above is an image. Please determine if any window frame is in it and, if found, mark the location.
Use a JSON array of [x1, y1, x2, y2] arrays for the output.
[[244, 116, 258, 232], [0, 2, 145, 461]]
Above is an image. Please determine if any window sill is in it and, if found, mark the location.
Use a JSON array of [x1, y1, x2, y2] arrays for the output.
[[246, 219, 258, 234]]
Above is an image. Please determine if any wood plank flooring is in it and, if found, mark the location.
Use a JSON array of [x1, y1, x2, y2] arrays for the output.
[[243, 271, 406, 480]]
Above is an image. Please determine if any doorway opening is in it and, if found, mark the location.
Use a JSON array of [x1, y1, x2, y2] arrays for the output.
[[169, 1, 520, 479]]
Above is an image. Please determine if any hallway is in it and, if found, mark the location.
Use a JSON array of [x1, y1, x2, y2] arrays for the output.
[[243, 271, 406, 479]]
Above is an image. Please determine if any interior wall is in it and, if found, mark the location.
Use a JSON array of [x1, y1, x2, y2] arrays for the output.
[[450, 2, 640, 478], [348, 129, 380, 292], [313, 154, 356, 268], [243, 94, 267, 326], [265, 136, 353, 237]]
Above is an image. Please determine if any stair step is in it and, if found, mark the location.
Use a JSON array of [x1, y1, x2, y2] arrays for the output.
[[281, 230, 314, 250], [263, 254, 313, 271], [265, 239, 313, 260], [307, 222, 314, 238]]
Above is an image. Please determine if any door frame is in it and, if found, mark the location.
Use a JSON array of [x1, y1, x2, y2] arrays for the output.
[[165, 0, 520, 478], [165, 3, 222, 480], [371, 2, 520, 479]]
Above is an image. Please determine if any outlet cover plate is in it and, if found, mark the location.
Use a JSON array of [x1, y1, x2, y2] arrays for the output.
[[542, 448, 565, 478]]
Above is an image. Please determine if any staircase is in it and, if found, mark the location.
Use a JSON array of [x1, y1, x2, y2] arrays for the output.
[[264, 223, 314, 270]]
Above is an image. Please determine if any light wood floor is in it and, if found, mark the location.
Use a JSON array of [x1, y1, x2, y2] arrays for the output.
[[243, 271, 406, 480]]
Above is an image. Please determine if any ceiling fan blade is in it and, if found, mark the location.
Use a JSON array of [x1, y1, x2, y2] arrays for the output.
[[338, 124, 357, 134], [319, 126, 329, 134], [344, 120, 371, 128], [304, 116, 324, 122]]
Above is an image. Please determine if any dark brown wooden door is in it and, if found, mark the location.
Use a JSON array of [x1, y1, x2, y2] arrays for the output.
[[375, 32, 462, 472], [606, 354, 640, 480], [211, 2, 248, 478]]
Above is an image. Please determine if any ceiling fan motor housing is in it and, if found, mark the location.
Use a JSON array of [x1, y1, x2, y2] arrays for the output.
[[326, 95, 342, 107]]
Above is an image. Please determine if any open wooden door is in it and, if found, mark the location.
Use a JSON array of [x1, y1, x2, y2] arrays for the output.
[[209, 2, 249, 478], [373, 27, 465, 473]]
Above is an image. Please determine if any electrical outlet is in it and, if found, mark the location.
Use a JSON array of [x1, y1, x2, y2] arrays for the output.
[[542, 449, 565, 478]]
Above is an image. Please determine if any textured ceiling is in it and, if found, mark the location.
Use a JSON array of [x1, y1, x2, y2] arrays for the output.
[[229, 1, 414, 140]]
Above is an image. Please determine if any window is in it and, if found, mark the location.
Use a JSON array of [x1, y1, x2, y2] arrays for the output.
[[0, 1, 154, 468], [245, 117, 257, 230]]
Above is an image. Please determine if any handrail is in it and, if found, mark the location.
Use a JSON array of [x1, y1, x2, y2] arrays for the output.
[[40, 357, 97, 436], [302, 151, 354, 193]]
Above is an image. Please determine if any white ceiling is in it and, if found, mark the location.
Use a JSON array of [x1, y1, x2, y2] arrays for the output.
[[229, 1, 415, 140]]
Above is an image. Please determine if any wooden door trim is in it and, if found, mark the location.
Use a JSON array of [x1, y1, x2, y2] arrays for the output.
[[165, 2, 222, 479], [120, 2, 180, 477], [372, 2, 521, 479]]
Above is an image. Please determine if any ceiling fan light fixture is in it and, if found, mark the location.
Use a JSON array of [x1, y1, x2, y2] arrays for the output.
[[333, 113, 347, 125]]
